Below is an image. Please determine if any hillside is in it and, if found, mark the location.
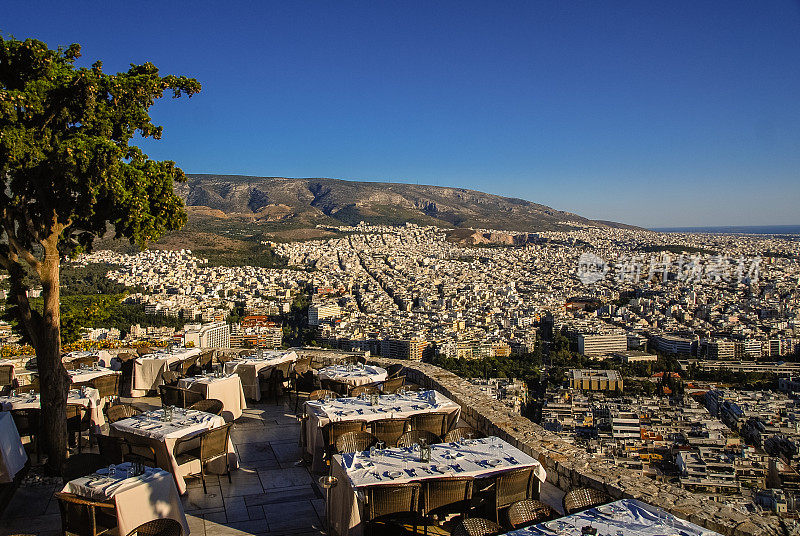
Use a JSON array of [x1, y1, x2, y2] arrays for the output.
[[177, 174, 636, 235]]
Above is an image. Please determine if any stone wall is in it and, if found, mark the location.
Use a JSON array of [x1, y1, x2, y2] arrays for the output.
[[369, 357, 784, 536]]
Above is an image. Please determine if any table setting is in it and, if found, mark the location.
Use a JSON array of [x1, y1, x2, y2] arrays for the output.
[[0, 386, 106, 427], [178, 372, 247, 421], [315, 363, 388, 387], [509, 498, 722, 536], [68, 364, 119, 384], [131, 347, 201, 397], [64, 461, 190, 536], [111, 407, 237, 494], [304, 390, 461, 473], [223, 349, 297, 401]]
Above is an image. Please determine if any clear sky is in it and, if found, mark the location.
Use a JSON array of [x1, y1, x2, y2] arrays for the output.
[[3, 1, 799, 228]]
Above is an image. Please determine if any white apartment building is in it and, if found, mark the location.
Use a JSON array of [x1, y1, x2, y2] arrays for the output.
[[309, 303, 340, 326], [184, 321, 230, 348], [577, 333, 627, 356]]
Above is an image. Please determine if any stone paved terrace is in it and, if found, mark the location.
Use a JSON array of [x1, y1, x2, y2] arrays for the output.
[[0, 396, 327, 536]]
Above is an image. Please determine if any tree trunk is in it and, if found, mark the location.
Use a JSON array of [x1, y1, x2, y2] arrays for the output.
[[38, 238, 68, 474]]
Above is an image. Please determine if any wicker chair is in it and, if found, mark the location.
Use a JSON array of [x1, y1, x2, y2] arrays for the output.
[[11, 408, 40, 461], [189, 398, 224, 416], [158, 385, 182, 407], [160, 370, 181, 386], [420, 476, 473, 535], [95, 433, 157, 466], [506, 499, 557, 529], [106, 403, 142, 423], [396, 430, 441, 448], [451, 517, 501, 536], [136, 346, 154, 356], [350, 383, 380, 397], [379, 376, 405, 394], [322, 420, 367, 460], [369, 418, 409, 447], [320, 378, 349, 396], [410, 412, 449, 437], [70, 357, 98, 369], [128, 518, 183, 536], [364, 482, 421, 536], [488, 467, 539, 524], [292, 363, 316, 412], [54, 492, 117, 536], [90, 374, 119, 399], [14, 383, 38, 394], [335, 431, 378, 454], [308, 389, 337, 402], [0, 364, 15, 394], [385, 363, 405, 379], [260, 362, 291, 404], [562, 487, 611, 515], [62, 453, 109, 483], [443, 427, 483, 443], [197, 351, 214, 372], [174, 423, 233, 493], [67, 403, 92, 452]]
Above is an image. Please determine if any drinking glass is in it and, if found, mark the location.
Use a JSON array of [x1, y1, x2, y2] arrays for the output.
[[369, 446, 376, 459], [376, 440, 386, 458], [108, 464, 116, 479]]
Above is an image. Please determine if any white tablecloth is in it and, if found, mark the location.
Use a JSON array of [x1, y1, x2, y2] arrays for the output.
[[178, 374, 247, 421], [111, 408, 238, 494], [131, 348, 201, 397], [509, 498, 722, 536], [316, 364, 387, 387], [330, 436, 546, 536], [0, 387, 106, 428], [223, 350, 297, 401], [0, 412, 27, 483], [64, 462, 190, 536], [68, 366, 119, 384], [304, 390, 461, 473]]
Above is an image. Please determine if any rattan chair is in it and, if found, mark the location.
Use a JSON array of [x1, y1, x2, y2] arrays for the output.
[[364, 482, 421, 536], [0, 364, 15, 394], [95, 433, 157, 466], [11, 408, 40, 461], [308, 389, 337, 402], [451, 517, 501, 536], [322, 420, 367, 460], [260, 362, 292, 404], [70, 356, 98, 369], [320, 378, 349, 396], [386, 363, 405, 379], [506, 499, 557, 529], [189, 398, 224, 416], [410, 412, 449, 437], [350, 383, 380, 397], [198, 351, 214, 372], [54, 491, 117, 536], [62, 453, 109, 483], [379, 376, 405, 394], [159, 385, 182, 407], [335, 431, 378, 454], [396, 429, 441, 448], [443, 427, 483, 443], [106, 403, 142, 423], [67, 403, 92, 452], [90, 374, 119, 399], [292, 363, 316, 412], [488, 467, 539, 524], [562, 487, 611, 515], [369, 418, 409, 447], [174, 423, 233, 493], [14, 383, 38, 394], [421, 476, 473, 535], [160, 370, 181, 386], [128, 517, 183, 536]]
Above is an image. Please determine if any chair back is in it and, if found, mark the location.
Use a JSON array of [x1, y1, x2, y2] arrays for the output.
[[182, 388, 204, 408], [130, 518, 183, 536], [70, 357, 97, 369], [199, 423, 233, 463], [91, 374, 119, 399], [308, 389, 336, 402], [507, 499, 557, 529], [95, 434, 127, 464], [54, 492, 115, 536], [320, 378, 348, 396], [386, 363, 405, 378], [369, 418, 408, 447], [496, 467, 537, 511], [180, 357, 196, 375], [380, 376, 405, 394], [562, 487, 610, 515], [365, 482, 420, 521], [161, 370, 181, 386], [15, 383, 38, 394], [11, 408, 40, 437], [159, 385, 182, 407], [0, 365, 13, 386], [296, 356, 312, 369], [396, 429, 441, 448], [198, 351, 214, 369], [443, 426, 482, 443], [350, 383, 380, 397], [190, 399, 224, 416], [322, 420, 367, 454], [422, 476, 473, 515], [106, 403, 141, 423], [62, 453, 108, 482], [335, 431, 378, 454], [410, 412, 448, 437], [451, 517, 501, 536]]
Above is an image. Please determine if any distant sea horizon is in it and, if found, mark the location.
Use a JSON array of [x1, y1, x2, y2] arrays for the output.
[[651, 225, 800, 235]]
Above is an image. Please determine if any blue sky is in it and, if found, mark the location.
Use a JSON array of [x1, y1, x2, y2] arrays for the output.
[[4, 1, 799, 227]]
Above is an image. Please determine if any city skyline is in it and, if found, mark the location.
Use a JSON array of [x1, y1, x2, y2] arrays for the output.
[[3, 1, 799, 228]]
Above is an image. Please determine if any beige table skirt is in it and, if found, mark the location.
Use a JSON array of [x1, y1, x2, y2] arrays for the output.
[[178, 375, 247, 421]]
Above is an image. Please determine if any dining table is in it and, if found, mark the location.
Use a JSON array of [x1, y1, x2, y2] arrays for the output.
[[0, 412, 27, 484], [304, 390, 461, 473], [131, 348, 202, 397], [63, 462, 190, 536], [0, 387, 106, 428], [223, 350, 298, 401], [110, 407, 238, 494], [177, 373, 247, 421], [316, 364, 388, 388], [506, 498, 722, 536], [329, 436, 546, 536], [68, 365, 120, 385]]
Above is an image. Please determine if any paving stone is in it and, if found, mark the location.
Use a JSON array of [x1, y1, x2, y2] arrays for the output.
[[262, 499, 322, 534], [257, 467, 313, 490]]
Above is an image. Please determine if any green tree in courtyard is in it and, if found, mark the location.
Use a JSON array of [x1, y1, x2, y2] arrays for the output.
[[0, 36, 199, 473]]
